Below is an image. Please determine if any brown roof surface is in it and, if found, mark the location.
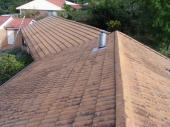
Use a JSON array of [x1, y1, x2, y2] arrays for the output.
[[0, 33, 116, 127], [115, 31, 170, 126], [5, 18, 33, 29], [0, 16, 11, 26], [21, 16, 101, 61], [0, 16, 170, 127]]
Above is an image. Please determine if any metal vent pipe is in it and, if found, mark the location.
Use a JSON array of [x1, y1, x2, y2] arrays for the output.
[[99, 30, 107, 48]]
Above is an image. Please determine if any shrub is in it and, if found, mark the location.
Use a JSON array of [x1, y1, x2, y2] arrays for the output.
[[3, 47, 21, 55], [0, 54, 24, 84], [0, 48, 33, 84], [60, 4, 87, 22], [106, 20, 121, 32]]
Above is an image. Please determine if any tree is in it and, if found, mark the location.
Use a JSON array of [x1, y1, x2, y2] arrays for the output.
[[60, 4, 86, 21], [0, 0, 30, 14], [134, 0, 170, 47], [88, 0, 134, 32], [0, 54, 23, 84]]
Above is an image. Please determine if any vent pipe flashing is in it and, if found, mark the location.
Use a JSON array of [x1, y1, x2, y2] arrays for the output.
[[99, 30, 107, 48]]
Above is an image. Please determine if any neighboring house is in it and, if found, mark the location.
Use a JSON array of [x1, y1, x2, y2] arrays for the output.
[[0, 16, 13, 49], [0, 16, 170, 127], [4, 18, 34, 50], [16, 0, 82, 17]]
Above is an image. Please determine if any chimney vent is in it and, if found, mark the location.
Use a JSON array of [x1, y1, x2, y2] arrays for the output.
[[99, 30, 107, 48]]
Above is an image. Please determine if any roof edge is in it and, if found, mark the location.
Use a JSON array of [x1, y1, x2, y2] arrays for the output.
[[114, 31, 135, 127]]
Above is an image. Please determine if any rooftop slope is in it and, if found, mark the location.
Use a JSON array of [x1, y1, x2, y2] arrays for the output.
[[5, 18, 33, 29], [0, 33, 116, 127], [47, 0, 65, 7], [1, 15, 170, 127], [115, 31, 170, 127], [21, 16, 100, 61], [0, 16, 11, 26]]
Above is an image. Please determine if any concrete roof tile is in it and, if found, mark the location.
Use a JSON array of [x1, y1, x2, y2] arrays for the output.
[[115, 31, 170, 127], [21, 16, 101, 60], [1, 15, 170, 127], [1, 31, 113, 127]]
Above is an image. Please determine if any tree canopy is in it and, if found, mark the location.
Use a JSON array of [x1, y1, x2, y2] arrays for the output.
[[134, 0, 170, 46], [0, 0, 29, 14], [0, 54, 23, 84]]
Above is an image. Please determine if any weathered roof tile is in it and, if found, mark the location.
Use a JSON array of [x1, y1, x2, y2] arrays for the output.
[[21, 16, 101, 60], [1, 16, 170, 127]]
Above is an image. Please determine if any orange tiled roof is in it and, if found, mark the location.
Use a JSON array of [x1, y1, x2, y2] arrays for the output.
[[0, 16, 170, 127], [21, 16, 101, 60], [47, 0, 65, 7], [0, 16, 11, 26], [5, 18, 33, 29], [0, 33, 115, 127], [115, 31, 170, 126]]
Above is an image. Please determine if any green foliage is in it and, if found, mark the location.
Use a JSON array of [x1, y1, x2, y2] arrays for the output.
[[25, 10, 40, 18], [0, 0, 30, 14], [159, 48, 170, 58], [3, 47, 21, 55], [106, 20, 121, 32], [3, 48, 33, 66], [0, 54, 23, 83], [134, 0, 170, 46], [88, 0, 135, 32], [16, 10, 43, 21], [0, 9, 5, 15], [0, 48, 33, 84], [60, 4, 74, 20], [60, 4, 86, 21]]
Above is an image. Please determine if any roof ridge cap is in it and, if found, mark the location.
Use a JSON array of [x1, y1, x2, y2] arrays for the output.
[[115, 31, 135, 127], [118, 31, 170, 62]]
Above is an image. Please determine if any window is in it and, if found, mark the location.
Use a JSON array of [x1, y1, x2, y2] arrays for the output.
[[22, 37, 27, 47]]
